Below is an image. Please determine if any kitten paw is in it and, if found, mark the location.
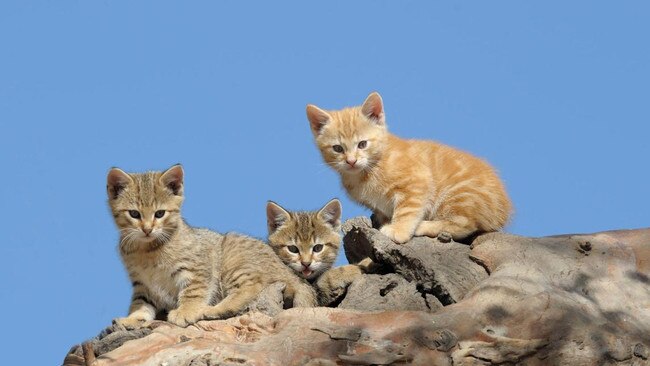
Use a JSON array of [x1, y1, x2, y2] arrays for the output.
[[315, 265, 365, 305], [437, 231, 453, 243], [357, 257, 379, 273], [113, 316, 149, 330], [380, 225, 412, 244], [167, 305, 205, 327]]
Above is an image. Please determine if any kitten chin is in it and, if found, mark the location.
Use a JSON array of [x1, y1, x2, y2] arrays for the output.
[[266, 199, 342, 282], [291, 262, 328, 280], [307, 91, 512, 244]]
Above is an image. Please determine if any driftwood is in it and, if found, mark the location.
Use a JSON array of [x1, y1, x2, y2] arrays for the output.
[[63, 218, 650, 366]]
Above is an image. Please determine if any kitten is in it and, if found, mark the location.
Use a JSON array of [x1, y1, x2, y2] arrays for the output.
[[107, 164, 316, 329], [266, 199, 342, 281], [266, 199, 375, 305], [306, 92, 512, 244]]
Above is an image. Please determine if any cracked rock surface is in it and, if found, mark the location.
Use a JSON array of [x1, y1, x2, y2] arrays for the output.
[[339, 273, 442, 312], [64, 218, 650, 366]]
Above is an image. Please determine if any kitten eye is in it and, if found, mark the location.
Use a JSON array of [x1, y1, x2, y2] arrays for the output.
[[154, 210, 165, 218], [332, 145, 344, 153], [358, 140, 368, 149], [287, 245, 300, 254], [128, 210, 141, 219], [312, 244, 324, 253]]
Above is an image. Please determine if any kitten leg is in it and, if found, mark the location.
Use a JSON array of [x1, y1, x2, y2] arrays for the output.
[[357, 257, 380, 272], [285, 281, 318, 307], [380, 195, 426, 244], [114, 284, 157, 330], [414, 216, 478, 242], [315, 258, 377, 306], [203, 284, 263, 320], [167, 282, 210, 327]]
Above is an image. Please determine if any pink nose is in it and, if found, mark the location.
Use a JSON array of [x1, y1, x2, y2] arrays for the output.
[[301, 261, 311, 268], [346, 158, 357, 167], [142, 227, 152, 235]]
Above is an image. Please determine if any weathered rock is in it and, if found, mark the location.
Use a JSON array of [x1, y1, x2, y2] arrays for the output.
[[341, 216, 375, 263], [343, 216, 489, 304], [244, 281, 286, 317], [63, 282, 288, 365], [64, 325, 153, 365], [459, 229, 650, 365], [63, 223, 650, 366], [338, 273, 442, 312]]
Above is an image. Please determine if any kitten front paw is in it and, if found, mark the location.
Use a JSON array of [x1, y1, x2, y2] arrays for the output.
[[357, 257, 379, 273], [316, 265, 365, 306], [113, 315, 149, 330], [167, 305, 206, 327], [380, 224, 412, 244], [437, 231, 453, 243]]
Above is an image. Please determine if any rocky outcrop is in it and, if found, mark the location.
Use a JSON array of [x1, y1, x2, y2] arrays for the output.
[[63, 218, 650, 366]]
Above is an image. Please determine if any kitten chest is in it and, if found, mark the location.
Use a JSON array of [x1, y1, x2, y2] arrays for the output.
[[128, 258, 180, 310], [344, 176, 394, 217]]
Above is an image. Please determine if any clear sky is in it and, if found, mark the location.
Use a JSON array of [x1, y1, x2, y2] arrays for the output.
[[1, 1, 648, 364]]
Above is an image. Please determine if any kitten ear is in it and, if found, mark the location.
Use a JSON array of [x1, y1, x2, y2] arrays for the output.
[[107, 168, 133, 200], [317, 198, 342, 230], [267, 201, 291, 234], [306, 104, 332, 136], [361, 92, 385, 125], [160, 164, 184, 196]]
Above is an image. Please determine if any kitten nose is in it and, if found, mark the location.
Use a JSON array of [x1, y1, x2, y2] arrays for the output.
[[142, 227, 153, 235], [346, 158, 357, 167], [301, 261, 312, 268]]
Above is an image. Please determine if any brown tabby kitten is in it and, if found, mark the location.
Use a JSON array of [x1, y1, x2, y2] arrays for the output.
[[266, 199, 342, 281], [266, 199, 374, 305], [307, 92, 512, 244], [108, 164, 316, 328]]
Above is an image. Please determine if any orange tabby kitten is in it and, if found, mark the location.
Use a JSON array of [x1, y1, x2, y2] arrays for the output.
[[306, 92, 512, 244]]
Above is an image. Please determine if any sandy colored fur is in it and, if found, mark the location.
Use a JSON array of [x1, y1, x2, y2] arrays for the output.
[[266, 199, 378, 305], [314, 257, 378, 306], [307, 92, 512, 243], [266, 200, 341, 282], [108, 165, 316, 328]]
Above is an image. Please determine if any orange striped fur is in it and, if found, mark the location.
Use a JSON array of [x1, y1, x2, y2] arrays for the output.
[[307, 92, 512, 243]]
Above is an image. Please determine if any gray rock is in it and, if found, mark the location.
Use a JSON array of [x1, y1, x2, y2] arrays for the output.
[[343, 216, 488, 304], [339, 274, 442, 312], [244, 282, 286, 317], [63, 227, 650, 366]]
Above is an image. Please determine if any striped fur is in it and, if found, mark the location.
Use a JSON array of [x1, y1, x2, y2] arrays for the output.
[[107, 165, 316, 328], [266, 199, 341, 281], [266, 199, 379, 305], [306, 92, 513, 243]]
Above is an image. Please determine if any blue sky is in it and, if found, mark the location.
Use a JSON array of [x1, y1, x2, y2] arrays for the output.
[[1, 1, 648, 364]]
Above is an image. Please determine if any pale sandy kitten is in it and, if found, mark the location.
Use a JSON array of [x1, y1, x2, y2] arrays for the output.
[[307, 92, 512, 244], [108, 164, 316, 328], [266, 199, 376, 305]]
